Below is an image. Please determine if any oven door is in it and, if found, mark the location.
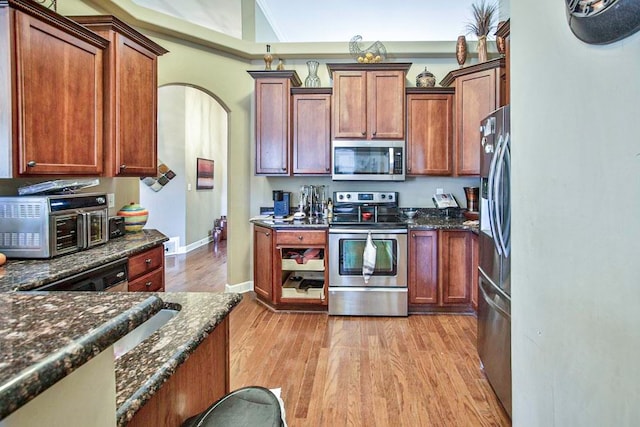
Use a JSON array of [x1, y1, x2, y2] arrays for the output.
[[329, 228, 407, 287]]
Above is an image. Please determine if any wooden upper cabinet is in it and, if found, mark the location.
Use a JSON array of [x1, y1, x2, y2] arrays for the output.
[[496, 19, 510, 106], [70, 15, 168, 177], [408, 230, 439, 305], [406, 89, 454, 176], [440, 58, 505, 176], [2, 1, 109, 176], [292, 88, 331, 175], [248, 71, 301, 175], [328, 63, 410, 140]]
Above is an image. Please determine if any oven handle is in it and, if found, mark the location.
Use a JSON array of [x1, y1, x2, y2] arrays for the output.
[[328, 228, 407, 234]]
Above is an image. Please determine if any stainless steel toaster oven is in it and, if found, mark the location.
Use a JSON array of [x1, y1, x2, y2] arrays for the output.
[[0, 193, 109, 259]]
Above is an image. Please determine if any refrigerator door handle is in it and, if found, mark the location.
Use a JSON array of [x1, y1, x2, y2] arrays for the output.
[[479, 278, 510, 319], [487, 133, 503, 256], [494, 132, 510, 258]]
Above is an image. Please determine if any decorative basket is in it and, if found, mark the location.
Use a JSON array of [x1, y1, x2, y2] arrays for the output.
[[349, 35, 387, 63]]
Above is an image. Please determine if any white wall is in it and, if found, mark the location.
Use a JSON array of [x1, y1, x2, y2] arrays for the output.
[[141, 86, 187, 245], [511, 1, 640, 425], [141, 85, 228, 249]]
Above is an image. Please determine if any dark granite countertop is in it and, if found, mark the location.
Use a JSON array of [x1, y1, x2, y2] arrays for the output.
[[0, 291, 242, 424], [115, 291, 242, 426], [0, 229, 168, 292], [0, 292, 164, 420], [251, 209, 479, 233]]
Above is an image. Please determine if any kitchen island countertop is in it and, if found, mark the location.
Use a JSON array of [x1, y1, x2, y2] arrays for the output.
[[0, 291, 242, 425], [0, 229, 168, 292]]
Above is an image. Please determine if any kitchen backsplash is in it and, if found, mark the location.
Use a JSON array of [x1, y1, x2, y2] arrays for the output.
[[252, 176, 480, 213]]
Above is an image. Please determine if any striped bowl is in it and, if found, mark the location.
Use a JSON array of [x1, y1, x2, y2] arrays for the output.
[[117, 202, 149, 233]]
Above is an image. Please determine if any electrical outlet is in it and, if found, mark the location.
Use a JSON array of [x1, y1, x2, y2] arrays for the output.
[[107, 193, 115, 208], [436, 188, 444, 195]]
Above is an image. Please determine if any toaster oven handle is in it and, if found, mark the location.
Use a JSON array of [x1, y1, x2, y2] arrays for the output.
[[76, 213, 89, 249]]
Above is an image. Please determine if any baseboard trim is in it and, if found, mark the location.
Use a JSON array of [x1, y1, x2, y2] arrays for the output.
[[164, 236, 213, 256], [225, 281, 253, 294]]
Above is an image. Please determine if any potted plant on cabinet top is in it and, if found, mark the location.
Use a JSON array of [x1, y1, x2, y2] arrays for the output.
[[465, 0, 498, 63]]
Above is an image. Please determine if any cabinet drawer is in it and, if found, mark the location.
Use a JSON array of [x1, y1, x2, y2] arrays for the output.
[[128, 268, 164, 292], [129, 245, 164, 280], [276, 230, 326, 245]]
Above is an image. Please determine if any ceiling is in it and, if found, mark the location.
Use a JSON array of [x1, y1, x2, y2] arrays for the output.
[[131, 0, 488, 42]]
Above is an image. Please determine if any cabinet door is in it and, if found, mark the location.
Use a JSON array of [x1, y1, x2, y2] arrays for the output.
[[255, 78, 291, 174], [471, 233, 479, 310], [408, 230, 438, 305], [406, 94, 453, 175], [292, 93, 331, 175], [112, 34, 159, 176], [454, 69, 499, 176], [253, 226, 274, 301], [368, 70, 405, 139], [332, 71, 367, 139], [14, 12, 103, 175], [440, 230, 472, 305]]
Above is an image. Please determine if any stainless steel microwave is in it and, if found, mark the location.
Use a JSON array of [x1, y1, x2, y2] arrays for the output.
[[332, 140, 405, 181], [0, 193, 109, 258]]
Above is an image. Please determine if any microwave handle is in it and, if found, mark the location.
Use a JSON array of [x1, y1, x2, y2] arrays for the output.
[[76, 213, 88, 249], [389, 147, 394, 175]]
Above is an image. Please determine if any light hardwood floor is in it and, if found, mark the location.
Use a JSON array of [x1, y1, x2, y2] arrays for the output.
[[166, 241, 511, 426]]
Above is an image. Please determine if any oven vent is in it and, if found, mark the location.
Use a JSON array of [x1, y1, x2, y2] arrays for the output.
[[0, 203, 42, 219], [0, 232, 41, 248]]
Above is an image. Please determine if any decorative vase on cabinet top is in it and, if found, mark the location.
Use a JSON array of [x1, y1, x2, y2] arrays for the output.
[[456, 35, 467, 67], [304, 60, 321, 87], [416, 67, 436, 87], [117, 202, 149, 233]]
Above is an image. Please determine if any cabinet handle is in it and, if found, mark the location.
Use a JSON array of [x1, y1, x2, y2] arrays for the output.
[[326, 167, 330, 171], [407, 167, 412, 172], [298, 235, 303, 241], [265, 232, 270, 237], [282, 167, 286, 171], [145, 281, 152, 288], [145, 258, 152, 264], [361, 131, 366, 136], [372, 131, 377, 136], [27, 161, 36, 167], [120, 164, 127, 170], [412, 233, 416, 238]]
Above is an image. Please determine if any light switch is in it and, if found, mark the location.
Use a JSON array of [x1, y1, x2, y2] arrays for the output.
[[188, 183, 192, 191], [107, 193, 115, 208]]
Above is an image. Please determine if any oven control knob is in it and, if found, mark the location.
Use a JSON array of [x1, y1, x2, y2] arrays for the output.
[[388, 194, 394, 201], [380, 194, 386, 199], [338, 194, 344, 200], [346, 194, 351, 199]]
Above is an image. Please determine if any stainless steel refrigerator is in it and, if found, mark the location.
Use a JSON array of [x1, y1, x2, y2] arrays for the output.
[[478, 105, 511, 417]]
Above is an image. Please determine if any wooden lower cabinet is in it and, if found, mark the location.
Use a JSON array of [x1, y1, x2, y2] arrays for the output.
[[127, 317, 229, 427], [128, 245, 165, 292], [471, 233, 479, 310], [253, 225, 274, 300], [408, 230, 438, 305], [408, 229, 475, 313], [253, 225, 327, 310]]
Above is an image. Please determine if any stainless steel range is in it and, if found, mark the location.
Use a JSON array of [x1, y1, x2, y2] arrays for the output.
[[328, 191, 408, 316]]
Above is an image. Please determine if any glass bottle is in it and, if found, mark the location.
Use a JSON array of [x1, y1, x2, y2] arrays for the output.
[[304, 60, 321, 87], [263, 45, 273, 70]]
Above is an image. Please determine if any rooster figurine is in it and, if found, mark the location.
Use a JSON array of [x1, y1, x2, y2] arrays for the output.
[[349, 35, 387, 63]]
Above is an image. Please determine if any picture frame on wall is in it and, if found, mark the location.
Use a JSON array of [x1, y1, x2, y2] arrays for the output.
[[196, 158, 214, 190]]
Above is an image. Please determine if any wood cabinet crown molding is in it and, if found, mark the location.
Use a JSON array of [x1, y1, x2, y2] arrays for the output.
[[439, 57, 505, 87], [2, 0, 108, 48], [69, 15, 169, 56], [405, 87, 455, 95], [326, 62, 412, 73], [247, 70, 302, 87], [291, 87, 332, 95]]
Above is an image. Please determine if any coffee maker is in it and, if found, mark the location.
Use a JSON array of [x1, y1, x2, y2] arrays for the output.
[[273, 191, 291, 218]]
